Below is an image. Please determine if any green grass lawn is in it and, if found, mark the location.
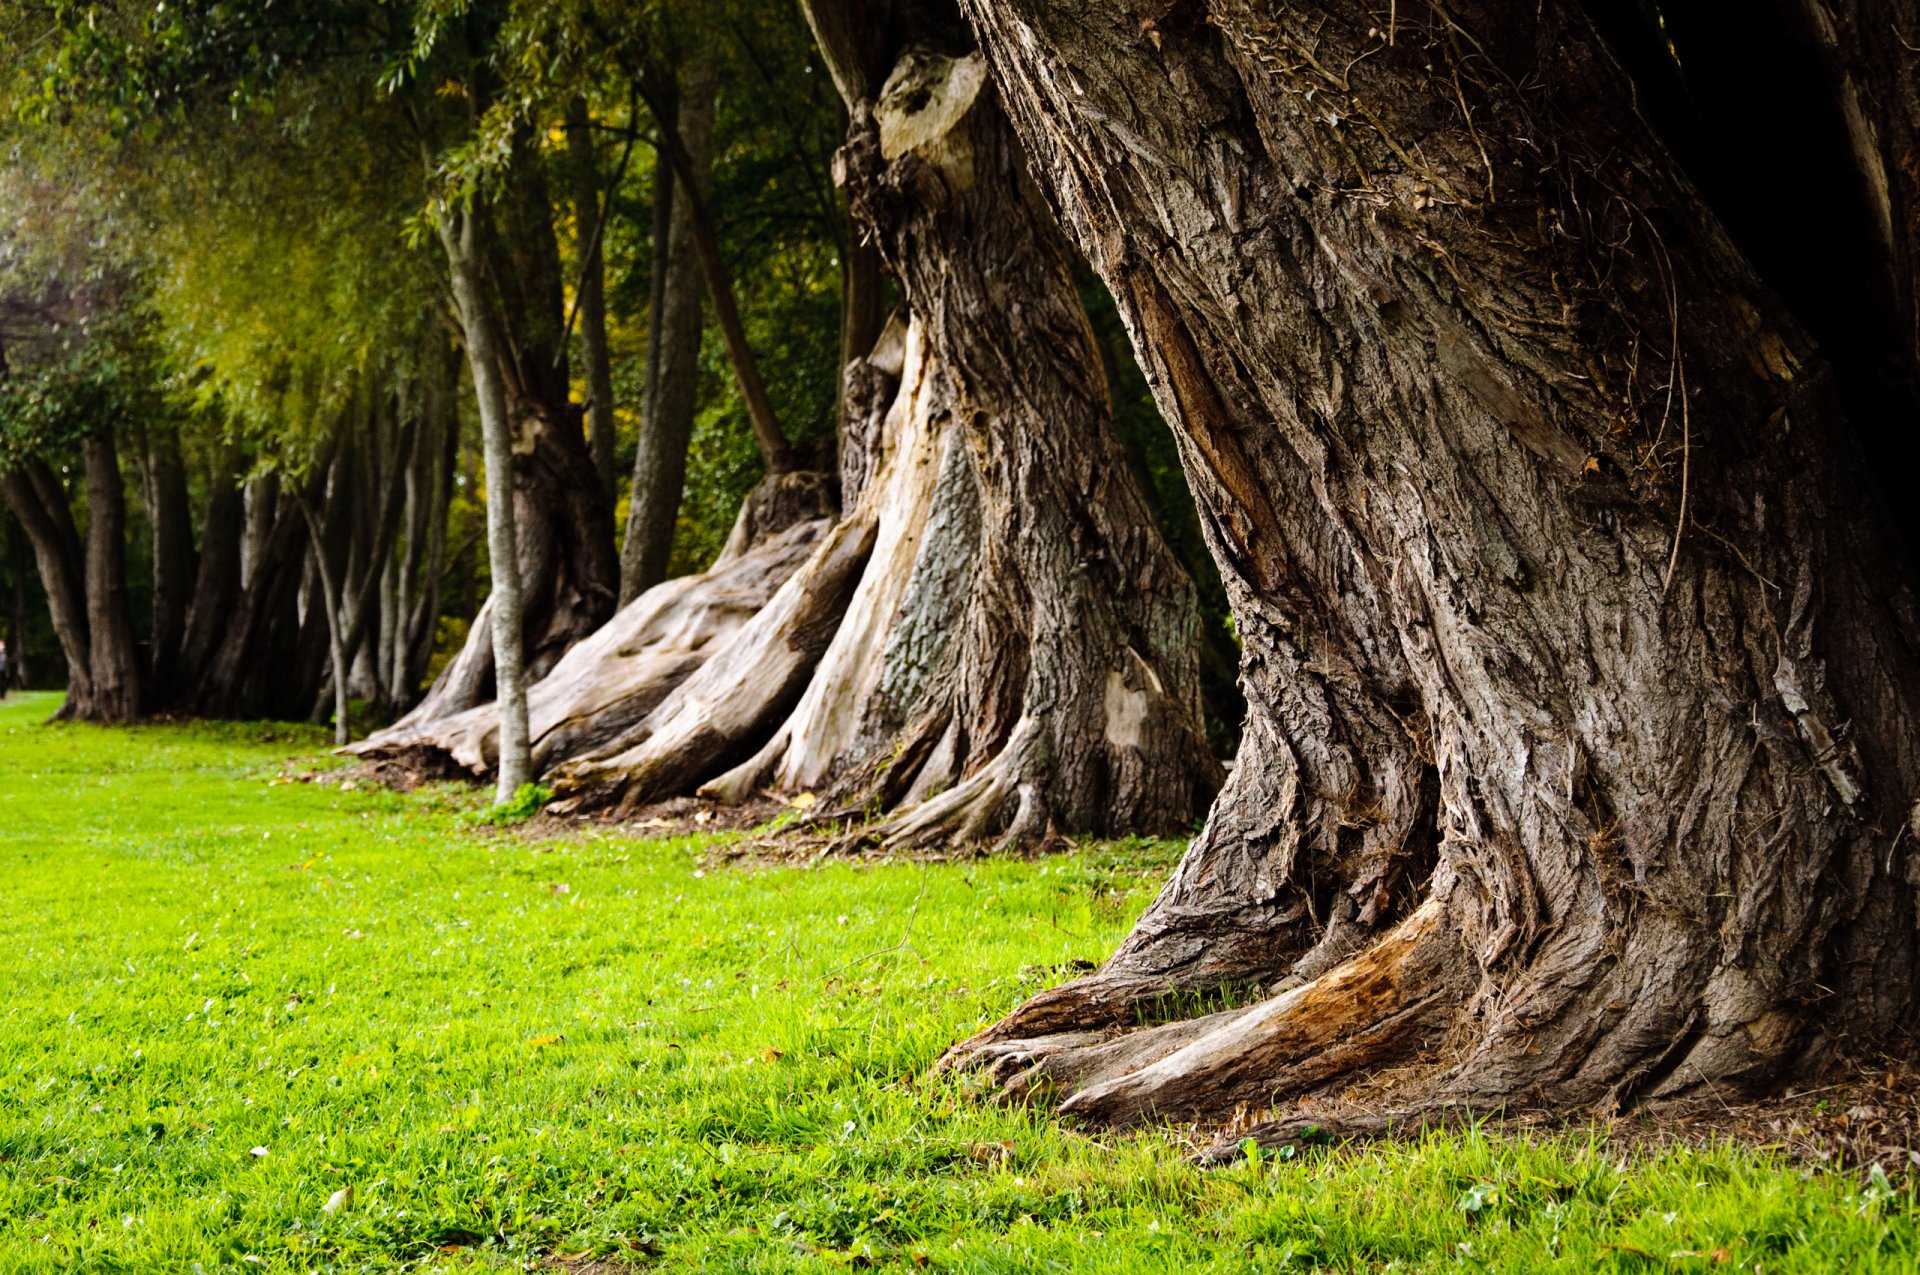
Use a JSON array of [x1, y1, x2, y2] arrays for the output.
[[0, 689, 1914, 1273]]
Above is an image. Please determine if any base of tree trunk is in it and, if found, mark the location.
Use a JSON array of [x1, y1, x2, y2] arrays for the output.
[[349, 472, 835, 779], [552, 52, 1218, 850]]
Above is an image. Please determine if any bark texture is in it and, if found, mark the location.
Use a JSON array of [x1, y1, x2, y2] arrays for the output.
[[945, 0, 1920, 1121], [552, 29, 1215, 850]]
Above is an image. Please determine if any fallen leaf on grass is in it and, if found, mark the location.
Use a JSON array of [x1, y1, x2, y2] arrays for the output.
[[322, 1185, 353, 1214]]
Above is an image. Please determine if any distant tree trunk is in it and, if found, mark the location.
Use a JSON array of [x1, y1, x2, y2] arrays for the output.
[[551, 11, 1215, 850], [0, 463, 90, 714], [640, 67, 795, 475], [240, 471, 278, 593], [620, 64, 714, 604], [836, 232, 886, 469], [193, 463, 326, 720], [295, 491, 352, 747], [177, 441, 244, 699], [79, 431, 142, 721], [566, 95, 620, 500], [4, 508, 29, 688], [944, 0, 1920, 1130], [143, 422, 195, 698]]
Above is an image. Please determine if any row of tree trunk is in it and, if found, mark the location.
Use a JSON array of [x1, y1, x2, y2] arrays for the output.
[[0, 359, 462, 726]]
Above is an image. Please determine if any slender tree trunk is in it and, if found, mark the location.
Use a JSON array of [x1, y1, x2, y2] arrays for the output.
[[439, 205, 534, 801], [946, 0, 1920, 1129], [566, 95, 620, 500], [80, 431, 142, 721], [620, 64, 714, 604], [295, 492, 353, 747], [641, 66, 795, 475]]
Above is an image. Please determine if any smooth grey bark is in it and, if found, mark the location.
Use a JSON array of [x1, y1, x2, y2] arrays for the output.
[[620, 65, 714, 604], [438, 204, 533, 802], [566, 96, 620, 500], [945, 0, 1920, 1127]]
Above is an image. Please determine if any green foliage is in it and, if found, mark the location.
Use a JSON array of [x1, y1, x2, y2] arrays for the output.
[[477, 780, 553, 825], [0, 334, 129, 473], [1, 695, 1915, 1271]]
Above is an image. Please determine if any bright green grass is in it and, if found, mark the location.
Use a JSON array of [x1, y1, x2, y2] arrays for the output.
[[0, 689, 1914, 1273]]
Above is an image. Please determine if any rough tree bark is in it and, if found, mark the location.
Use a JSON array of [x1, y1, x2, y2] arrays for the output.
[[941, 0, 1920, 1129], [550, 6, 1215, 850], [620, 64, 715, 605]]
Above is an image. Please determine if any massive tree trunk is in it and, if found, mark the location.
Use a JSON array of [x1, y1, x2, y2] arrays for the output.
[[620, 64, 715, 605], [549, 13, 1216, 850], [943, 0, 1920, 1129]]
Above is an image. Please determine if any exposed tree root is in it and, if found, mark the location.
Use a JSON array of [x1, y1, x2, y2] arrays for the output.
[[351, 473, 834, 780], [944, 899, 1471, 1128], [549, 58, 1215, 845]]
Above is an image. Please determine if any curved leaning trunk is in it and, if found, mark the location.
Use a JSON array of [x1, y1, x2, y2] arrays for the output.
[[551, 45, 1217, 849], [946, 0, 1920, 1124]]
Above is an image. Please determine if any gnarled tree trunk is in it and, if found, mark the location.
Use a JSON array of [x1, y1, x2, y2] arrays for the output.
[[944, 0, 1920, 1129], [550, 18, 1216, 850]]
